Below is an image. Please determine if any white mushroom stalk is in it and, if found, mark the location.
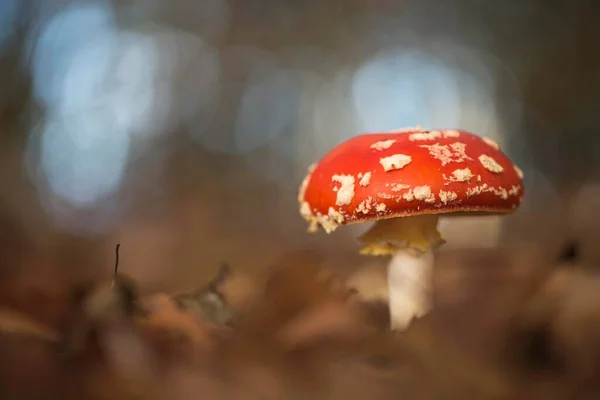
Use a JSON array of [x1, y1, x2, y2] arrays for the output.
[[358, 214, 444, 330], [386, 247, 434, 330]]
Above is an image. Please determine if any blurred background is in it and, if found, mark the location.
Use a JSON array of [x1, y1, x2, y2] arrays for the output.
[[1, 0, 599, 294]]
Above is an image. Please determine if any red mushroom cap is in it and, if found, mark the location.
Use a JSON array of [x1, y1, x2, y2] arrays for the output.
[[298, 128, 525, 233]]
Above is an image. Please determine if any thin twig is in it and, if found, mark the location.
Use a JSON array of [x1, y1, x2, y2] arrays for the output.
[[114, 244, 121, 277]]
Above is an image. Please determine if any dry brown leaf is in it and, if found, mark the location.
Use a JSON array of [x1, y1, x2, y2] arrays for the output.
[[0, 306, 59, 342]]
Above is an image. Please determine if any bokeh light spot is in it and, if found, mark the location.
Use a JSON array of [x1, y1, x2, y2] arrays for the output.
[[233, 69, 301, 153], [352, 49, 461, 132], [32, 1, 117, 109], [39, 114, 131, 207]]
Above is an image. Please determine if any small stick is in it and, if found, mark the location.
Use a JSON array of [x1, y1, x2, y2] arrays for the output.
[[114, 243, 121, 277]]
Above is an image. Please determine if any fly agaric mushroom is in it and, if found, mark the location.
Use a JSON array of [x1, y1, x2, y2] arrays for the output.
[[298, 127, 525, 330]]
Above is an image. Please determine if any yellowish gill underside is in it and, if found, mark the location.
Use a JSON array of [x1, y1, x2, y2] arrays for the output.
[[358, 214, 445, 256]]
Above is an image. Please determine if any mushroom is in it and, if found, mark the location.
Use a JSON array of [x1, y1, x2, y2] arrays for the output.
[[298, 127, 525, 330]]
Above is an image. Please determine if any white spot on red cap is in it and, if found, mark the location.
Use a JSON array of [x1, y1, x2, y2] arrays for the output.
[[391, 183, 411, 192], [331, 174, 355, 206], [439, 190, 458, 205], [300, 201, 312, 218], [514, 165, 524, 179], [387, 126, 423, 133], [413, 185, 436, 203], [496, 187, 509, 199], [356, 197, 374, 214], [467, 184, 488, 197], [315, 207, 346, 233], [370, 140, 396, 150], [298, 162, 318, 203], [466, 184, 510, 200], [409, 129, 461, 141], [482, 137, 500, 150], [409, 131, 442, 141], [328, 207, 344, 223], [508, 185, 521, 196], [359, 172, 372, 186], [419, 142, 472, 166], [478, 154, 504, 174], [403, 190, 415, 202], [379, 154, 412, 171], [299, 177, 309, 201], [443, 130, 461, 138], [375, 203, 387, 212], [450, 168, 474, 182]]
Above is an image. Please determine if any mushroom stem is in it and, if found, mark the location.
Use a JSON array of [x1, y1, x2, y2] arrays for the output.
[[387, 247, 434, 330], [357, 215, 444, 330]]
